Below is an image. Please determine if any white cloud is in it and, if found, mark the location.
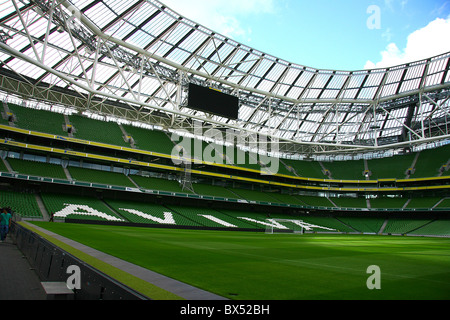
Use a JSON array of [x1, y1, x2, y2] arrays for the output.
[[161, 0, 275, 39], [364, 15, 450, 69]]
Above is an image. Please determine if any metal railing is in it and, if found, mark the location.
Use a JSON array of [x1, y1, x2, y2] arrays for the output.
[[10, 221, 149, 300]]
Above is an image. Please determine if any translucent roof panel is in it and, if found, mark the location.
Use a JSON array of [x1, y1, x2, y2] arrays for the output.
[[0, 0, 449, 155]]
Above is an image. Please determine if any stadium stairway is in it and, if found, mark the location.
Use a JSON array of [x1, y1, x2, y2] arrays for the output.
[[333, 217, 358, 233], [378, 219, 389, 234], [0, 158, 12, 173], [35, 194, 49, 221], [0, 235, 47, 300]]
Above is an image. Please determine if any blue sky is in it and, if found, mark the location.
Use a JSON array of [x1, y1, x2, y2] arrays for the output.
[[162, 0, 450, 71]]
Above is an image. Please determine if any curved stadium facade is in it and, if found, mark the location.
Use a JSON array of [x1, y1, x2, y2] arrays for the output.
[[0, 0, 449, 236]]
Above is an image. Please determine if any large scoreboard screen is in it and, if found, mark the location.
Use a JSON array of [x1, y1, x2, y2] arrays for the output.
[[187, 83, 239, 120]]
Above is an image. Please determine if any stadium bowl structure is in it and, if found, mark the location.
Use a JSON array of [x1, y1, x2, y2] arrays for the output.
[[0, 0, 449, 227], [0, 0, 449, 156], [0, 0, 449, 301]]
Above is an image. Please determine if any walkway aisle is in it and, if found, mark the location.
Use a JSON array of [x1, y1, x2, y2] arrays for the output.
[[0, 235, 46, 300]]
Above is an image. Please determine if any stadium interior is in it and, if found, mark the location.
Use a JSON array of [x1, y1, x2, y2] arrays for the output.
[[0, 0, 449, 301], [0, 98, 449, 236], [0, 0, 450, 302], [0, 0, 450, 236], [0, 0, 449, 237]]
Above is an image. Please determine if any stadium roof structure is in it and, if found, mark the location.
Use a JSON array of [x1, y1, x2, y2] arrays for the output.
[[0, 0, 450, 157]]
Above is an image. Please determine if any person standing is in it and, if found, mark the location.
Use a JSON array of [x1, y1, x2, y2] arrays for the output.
[[0, 208, 12, 242]]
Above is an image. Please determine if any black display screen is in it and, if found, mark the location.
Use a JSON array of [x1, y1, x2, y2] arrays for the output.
[[187, 83, 239, 120]]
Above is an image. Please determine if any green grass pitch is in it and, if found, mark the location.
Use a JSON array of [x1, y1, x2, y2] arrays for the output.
[[31, 221, 450, 300]]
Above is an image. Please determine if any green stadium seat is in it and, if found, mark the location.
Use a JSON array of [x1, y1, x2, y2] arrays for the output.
[[68, 166, 135, 188], [321, 159, 366, 180], [280, 158, 328, 179], [295, 195, 335, 208], [41, 193, 124, 222], [383, 218, 432, 234], [68, 114, 130, 147], [366, 153, 416, 180], [405, 197, 441, 209], [435, 198, 450, 209], [121, 124, 176, 155], [131, 175, 190, 193], [192, 183, 241, 199], [412, 145, 450, 178], [331, 197, 368, 209], [6, 103, 67, 136], [105, 199, 199, 226], [7, 158, 67, 179], [409, 219, 450, 236], [227, 187, 281, 203], [337, 216, 385, 233], [369, 196, 407, 209], [0, 190, 42, 218], [0, 159, 8, 172]]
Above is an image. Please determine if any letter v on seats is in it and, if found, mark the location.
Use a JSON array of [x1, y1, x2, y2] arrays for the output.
[[119, 208, 176, 224]]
